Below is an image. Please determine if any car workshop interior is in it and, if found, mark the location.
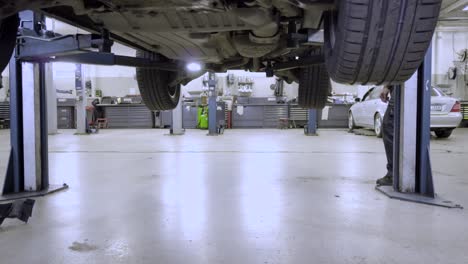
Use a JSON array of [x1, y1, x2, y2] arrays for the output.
[[1, 0, 468, 263]]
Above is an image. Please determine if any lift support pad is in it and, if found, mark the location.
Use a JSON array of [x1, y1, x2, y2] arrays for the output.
[[376, 186, 462, 209]]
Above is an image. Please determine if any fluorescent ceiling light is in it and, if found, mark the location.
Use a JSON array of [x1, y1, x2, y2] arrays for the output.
[[463, 5, 468, 11], [186, 62, 202, 72]]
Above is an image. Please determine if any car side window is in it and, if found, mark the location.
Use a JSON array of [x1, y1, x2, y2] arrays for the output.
[[362, 88, 374, 101], [369, 87, 382, 100], [432, 87, 445, 96]]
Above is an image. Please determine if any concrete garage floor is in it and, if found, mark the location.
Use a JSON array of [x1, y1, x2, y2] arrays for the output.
[[0, 128, 467, 264]]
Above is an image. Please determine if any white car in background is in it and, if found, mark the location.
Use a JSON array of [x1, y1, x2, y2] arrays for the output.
[[348, 86, 463, 138]]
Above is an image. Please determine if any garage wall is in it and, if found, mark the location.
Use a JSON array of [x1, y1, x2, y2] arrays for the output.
[[182, 71, 374, 101], [90, 43, 139, 98], [47, 18, 140, 99], [433, 30, 468, 100], [182, 70, 299, 99], [90, 65, 139, 98], [53, 64, 139, 99], [5, 66, 366, 102], [53, 62, 77, 99]]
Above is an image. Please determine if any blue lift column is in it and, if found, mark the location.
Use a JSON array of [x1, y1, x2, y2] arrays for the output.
[[4, 54, 24, 194], [2, 57, 58, 196], [2, 11, 68, 199], [305, 109, 317, 136], [207, 72, 218, 136], [376, 45, 461, 208]]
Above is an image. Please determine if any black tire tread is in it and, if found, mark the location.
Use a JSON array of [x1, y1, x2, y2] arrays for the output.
[[0, 15, 19, 73], [298, 63, 331, 109], [135, 50, 180, 111], [348, 111, 356, 131], [324, 0, 442, 85], [435, 129, 453, 138]]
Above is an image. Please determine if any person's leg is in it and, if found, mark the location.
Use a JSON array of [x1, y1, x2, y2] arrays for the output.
[[377, 102, 394, 185], [383, 104, 394, 175]]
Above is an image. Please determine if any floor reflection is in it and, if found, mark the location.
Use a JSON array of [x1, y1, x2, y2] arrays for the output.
[[160, 154, 207, 242], [240, 154, 283, 239]]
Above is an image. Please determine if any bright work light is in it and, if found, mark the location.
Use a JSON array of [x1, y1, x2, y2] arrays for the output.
[[186, 62, 202, 72]]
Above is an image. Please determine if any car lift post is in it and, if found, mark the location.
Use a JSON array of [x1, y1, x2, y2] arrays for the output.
[[376, 46, 461, 208], [2, 57, 65, 196], [170, 93, 184, 135], [75, 64, 87, 134], [305, 109, 318, 135], [2, 11, 68, 199], [45, 63, 57, 135], [207, 72, 219, 136]]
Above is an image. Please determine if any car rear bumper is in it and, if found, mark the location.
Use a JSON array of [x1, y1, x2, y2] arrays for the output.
[[430, 113, 463, 129]]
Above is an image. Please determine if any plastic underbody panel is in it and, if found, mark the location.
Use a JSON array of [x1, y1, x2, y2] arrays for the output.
[[105, 10, 254, 62], [0, 0, 331, 67]]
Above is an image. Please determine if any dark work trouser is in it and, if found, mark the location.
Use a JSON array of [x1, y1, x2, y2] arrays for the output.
[[383, 97, 394, 177]]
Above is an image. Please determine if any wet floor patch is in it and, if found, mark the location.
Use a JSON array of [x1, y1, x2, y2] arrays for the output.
[[69, 241, 98, 252]]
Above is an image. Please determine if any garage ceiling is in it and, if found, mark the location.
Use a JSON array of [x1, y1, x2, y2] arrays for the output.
[[439, 0, 468, 27]]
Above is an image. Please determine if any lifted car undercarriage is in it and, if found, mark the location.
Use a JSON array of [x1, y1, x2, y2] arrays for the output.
[[0, 0, 442, 110]]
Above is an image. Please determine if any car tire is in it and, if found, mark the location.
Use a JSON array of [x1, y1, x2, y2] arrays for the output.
[[348, 112, 356, 131], [0, 15, 19, 73], [298, 63, 331, 109], [323, 0, 441, 85], [136, 50, 180, 111], [435, 129, 453, 138], [374, 113, 383, 138]]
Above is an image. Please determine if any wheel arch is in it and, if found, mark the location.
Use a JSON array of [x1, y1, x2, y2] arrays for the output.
[[374, 111, 382, 119]]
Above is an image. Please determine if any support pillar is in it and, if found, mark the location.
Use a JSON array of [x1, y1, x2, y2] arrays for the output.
[[1, 10, 70, 199], [45, 63, 57, 134], [398, 74, 418, 193], [207, 72, 218, 136], [305, 109, 317, 136], [3, 58, 54, 195], [75, 64, 86, 134], [417, 46, 435, 196], [22, 63, 43, 191], [4, 56, 24, 194], [170, 94, 184, 135]]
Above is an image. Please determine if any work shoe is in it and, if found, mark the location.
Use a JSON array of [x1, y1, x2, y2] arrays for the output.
[[376, 175, 393, 186]]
